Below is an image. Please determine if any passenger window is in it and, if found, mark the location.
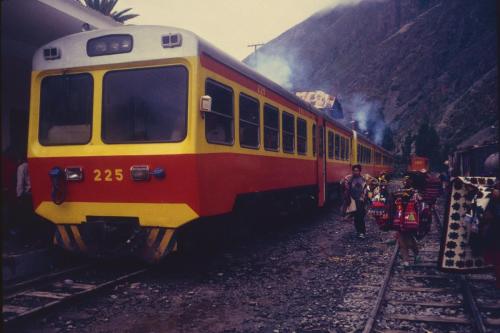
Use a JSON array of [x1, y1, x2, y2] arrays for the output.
[[340, 137, 346, 160], [346, 138, 351, 161], [312, 124, 316, 156], [327, 131, 334, 159], [282, 111, 295, 153], [264, 104, 279, 151], [239, 93, 259, 149], [334, 134, 341, 160], [205, 79, 233, 145], [319, 126, 324, 158], [297, 118, 307, 155]]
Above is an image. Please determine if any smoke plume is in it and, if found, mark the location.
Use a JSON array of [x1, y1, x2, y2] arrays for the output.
[[342, 93, 386, 145], [247, 52, 293, 90]]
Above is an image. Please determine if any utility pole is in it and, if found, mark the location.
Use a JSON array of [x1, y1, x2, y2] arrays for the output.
[[247, 43, 264, 66]]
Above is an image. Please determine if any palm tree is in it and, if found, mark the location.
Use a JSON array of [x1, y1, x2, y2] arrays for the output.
[[80, 0, 139, 23]]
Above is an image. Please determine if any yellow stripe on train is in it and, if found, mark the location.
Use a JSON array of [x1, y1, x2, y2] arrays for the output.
[[35, 201, 199, 228]]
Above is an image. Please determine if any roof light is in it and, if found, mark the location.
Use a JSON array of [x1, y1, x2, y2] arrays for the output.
[[43, 47, 61, 60], [87, 34, 133, 57], [162, 33, 182, 48]]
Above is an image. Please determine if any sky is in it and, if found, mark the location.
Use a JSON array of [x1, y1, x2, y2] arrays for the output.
[[115, 0, 354, 60]]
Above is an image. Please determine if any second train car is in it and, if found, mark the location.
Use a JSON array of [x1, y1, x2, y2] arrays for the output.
[[28, 25, 393, 262]]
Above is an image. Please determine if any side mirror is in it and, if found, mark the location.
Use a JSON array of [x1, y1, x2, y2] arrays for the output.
[[200, 95, 212, 118]]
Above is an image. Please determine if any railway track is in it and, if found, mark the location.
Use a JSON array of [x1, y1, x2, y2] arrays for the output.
[[2, 260, 149, 327], [358, 204, 500, 333]]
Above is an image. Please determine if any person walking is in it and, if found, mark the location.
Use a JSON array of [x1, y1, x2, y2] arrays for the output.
[[343, 164, 368, 239], [397, 175, 420, 267]]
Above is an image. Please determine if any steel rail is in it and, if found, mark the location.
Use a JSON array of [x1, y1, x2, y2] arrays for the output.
[[460, 275, 487, 333], [362, 243, 399, 333], [3, 263, 95, 296], [3, 266, 149, 327]]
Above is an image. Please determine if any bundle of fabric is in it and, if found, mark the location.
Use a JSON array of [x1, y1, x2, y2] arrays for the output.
[[438, 176, 497, 273]]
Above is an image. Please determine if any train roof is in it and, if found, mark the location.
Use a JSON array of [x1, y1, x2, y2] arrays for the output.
[[33, 25, 391, 156]]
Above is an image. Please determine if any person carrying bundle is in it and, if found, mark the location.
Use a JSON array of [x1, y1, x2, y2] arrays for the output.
[[342, 164, 368, 239], [395, 176, 422, 267]]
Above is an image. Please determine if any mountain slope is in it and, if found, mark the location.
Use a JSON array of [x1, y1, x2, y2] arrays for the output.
[[244, 0, 498, 151]]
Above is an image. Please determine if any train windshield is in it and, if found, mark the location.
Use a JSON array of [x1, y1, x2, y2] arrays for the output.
[[39, 73, 93, 145], [102, 66, 188, 143]]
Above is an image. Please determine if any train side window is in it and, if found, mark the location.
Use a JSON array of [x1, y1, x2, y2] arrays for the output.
[[319, 126, 324, 158], [346, 138, 351, 161], [357, 144, 361, 164], [205, 79, 234, 145], [340, 136, 345, 160], [327, 131, 334, 159], [282, 111, 295, 154], [334, 134, 341, 160], [239, 93, 259, 149], [297, 118, 307, 155], [264, 104, 279, 151], [40, 73, 93, 145], [312, 124, 316, 156]]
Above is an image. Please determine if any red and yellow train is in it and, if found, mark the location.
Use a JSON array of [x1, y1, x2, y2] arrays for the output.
[[28, 26, 393, 262]]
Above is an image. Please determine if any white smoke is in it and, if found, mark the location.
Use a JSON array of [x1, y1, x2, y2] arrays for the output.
[[349, 94, 375, 131], [343, 93, 386, 145], [251, 53, 293, 90]]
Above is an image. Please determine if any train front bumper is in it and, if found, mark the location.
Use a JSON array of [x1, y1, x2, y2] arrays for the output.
[[53, 223, 178, 263], [36, 201, 199, 262]]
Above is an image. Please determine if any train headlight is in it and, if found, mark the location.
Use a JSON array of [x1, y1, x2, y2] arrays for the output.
[[130, 165, 150, 181], [64, 167, 83, 181], [87, 35, 133, 57]]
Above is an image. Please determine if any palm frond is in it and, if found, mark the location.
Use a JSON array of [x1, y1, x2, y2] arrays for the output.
[[81, 0, 138, 23], [114, 13, 139, 23], [111, 7, 132, 18]]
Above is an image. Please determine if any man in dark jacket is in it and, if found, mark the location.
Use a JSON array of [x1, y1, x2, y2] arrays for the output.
[[343, 164, 368, 239]]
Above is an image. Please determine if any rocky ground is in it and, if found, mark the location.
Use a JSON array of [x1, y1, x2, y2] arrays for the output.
[[16, 202, 401, 333]]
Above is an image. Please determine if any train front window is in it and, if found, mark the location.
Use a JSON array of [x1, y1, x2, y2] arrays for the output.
[[39, 73, 93, 145], [102, 66, 188, 143]]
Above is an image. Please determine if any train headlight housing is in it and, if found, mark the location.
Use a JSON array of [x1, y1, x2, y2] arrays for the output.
[[87, 35, 133, 57], [64, 167, 83, 181], [162, 33, 182, 48], [43, 47, 61, 60], [130, 165, 150, 181]]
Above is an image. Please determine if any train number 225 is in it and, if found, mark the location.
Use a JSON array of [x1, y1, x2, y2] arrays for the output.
[[93, 169, 123, 182]]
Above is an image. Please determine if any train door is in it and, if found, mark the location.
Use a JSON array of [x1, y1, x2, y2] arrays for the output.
[[317, 119, 327, 206]]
